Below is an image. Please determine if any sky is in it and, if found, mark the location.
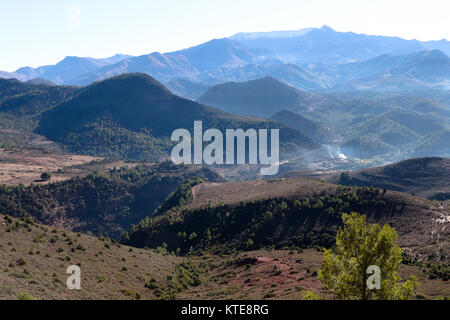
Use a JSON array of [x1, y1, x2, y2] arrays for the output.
[[1, 0, 449, 71]]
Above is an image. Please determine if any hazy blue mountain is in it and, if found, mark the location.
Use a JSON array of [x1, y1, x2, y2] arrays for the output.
[[165, 78, 210, 100], [3, 26, 450, 92], [337, 54, 410, 79], [71, 39, 257, 86], [330, 50, 450, 91], [341, 136, 395, 158], [334, 92, 450, 117], [166, 38, 256, 71], [330, 74, 432, 92], [0, 71, 28, 81], [196, 62, 332, 90], [71, 52, 197, 85], [412, 130, 450, 157], [341, 50, 450, 79], [390, 50, 450, 82], [231, 25, 450, 64], [197, 77, 337, 118], [12, 54, 131, 84], [25, 78, 55, 86], [271, 109, 338, 143]]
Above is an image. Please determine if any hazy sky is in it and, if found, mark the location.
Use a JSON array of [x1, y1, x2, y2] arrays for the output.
[[1, 0, 449, 71]]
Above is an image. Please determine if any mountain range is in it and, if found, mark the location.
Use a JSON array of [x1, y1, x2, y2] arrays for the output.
[[2, 26, 450, 93], [1, 25, 450, 165], [0, 74, 318, 162]]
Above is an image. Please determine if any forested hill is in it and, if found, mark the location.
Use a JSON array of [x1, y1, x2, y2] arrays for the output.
[[334, 157, 450, 200], [35, 73, 318, 160], [124, 178, 449, 263], [0, 78, 77, 130], [0, 162, 223, 238]]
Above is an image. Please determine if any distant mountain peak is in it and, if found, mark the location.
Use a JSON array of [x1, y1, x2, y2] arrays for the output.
[[421, 49, 449, 59], [231, 27, 315, 40], [61, 55, 81, 61], [319, 25, 335, 32]]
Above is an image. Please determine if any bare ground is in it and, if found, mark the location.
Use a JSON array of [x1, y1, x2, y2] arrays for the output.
[[0, 148, 136, 185]]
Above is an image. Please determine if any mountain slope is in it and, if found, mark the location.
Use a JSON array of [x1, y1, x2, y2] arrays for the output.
[[232, 25, 450, 63], [0, 213, 182, 300], [333, 50, 450, 90], [0, 78, 78, 131], [36, 73, 318, 160], [70, 52, 197, 86], [271, 109, 337, 143], [197, 62, 331, 90], [165, 78, 210, 100], [13, 54, 131, 84], [0, 71, 28, 82], [333, 157, 450, 200], [0, 162, 222, 238], [340, 136, 394, 158], [391, 50, 450, 82], [25, 78, 55, 86], [354, 109, 446, 140], [412, 130, 450, 158], [198, 77, 336, 119], [125, 177, 449, 263], [70, 39, 256, 86], [2, 212, 448, 300], [167, 38, 255, 71]]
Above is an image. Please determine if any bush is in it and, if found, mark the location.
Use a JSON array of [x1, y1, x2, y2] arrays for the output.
[[40, 172, 52, 181], [16, 291, 35, 300]]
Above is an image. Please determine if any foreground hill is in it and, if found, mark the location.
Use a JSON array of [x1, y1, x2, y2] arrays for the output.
[[2, 214, 447, 300], [36, 73, 318, 160], [197, 77, 337, 119], [333, 157, 450, 200], [0, 213, 182, 300], [125, 178, 449, 264]]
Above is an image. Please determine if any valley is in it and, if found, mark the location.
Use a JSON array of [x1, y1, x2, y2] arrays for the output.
[[1, 23, 450, 301]]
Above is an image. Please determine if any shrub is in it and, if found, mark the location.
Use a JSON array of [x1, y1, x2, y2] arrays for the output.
[[40, 172, 52, 181], [16, 292, 35, 300]]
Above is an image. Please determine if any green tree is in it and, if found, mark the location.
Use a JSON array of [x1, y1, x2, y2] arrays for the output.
[[263, 211, 274, 222], [16, 291, 35, 300], [339, 171, 353, 185], [318, 212, 418, 300], [40, 172, 52, 181]]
